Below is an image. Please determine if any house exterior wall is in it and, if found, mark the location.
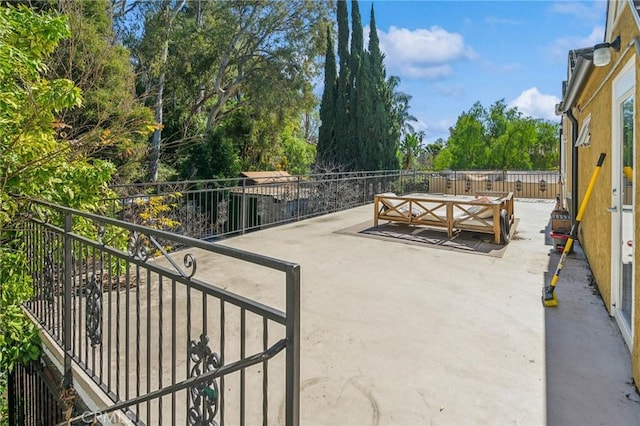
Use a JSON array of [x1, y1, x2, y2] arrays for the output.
[[573, 62, 614, 308], [560, 118, 572, 211], [563, 0, 640, 386]]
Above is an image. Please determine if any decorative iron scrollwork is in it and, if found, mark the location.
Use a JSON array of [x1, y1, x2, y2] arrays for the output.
[[183, 253, 197, 278], [127, 231, 149, 261], [216, 199, 228, 229], [85, 273, 102, 347], [187, 334, 221, 426], [97, 225, 105, 245], [256, 196, 266, 219]]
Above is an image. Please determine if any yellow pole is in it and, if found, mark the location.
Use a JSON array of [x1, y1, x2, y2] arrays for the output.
[[543, 153, 606, 307]]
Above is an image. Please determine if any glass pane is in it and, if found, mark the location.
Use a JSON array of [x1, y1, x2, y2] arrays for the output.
[[622, 96, 634, 206], [620, 95, 634, 326]]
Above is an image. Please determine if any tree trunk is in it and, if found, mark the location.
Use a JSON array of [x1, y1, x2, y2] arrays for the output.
[[148, 0, 185, 182]]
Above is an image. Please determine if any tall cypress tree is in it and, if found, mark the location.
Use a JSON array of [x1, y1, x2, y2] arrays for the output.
[[318, 1, 401, 171], [317, 26, 337, 164], [349, 0, 364, 85], [368, 5, 384, 81], [354, 51, 374, 170], [368, 6, 399, 169], [334, 0, 351, 167], [348, 0, 364, 170]]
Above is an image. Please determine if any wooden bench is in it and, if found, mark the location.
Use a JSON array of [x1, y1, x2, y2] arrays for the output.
[[373, 191, 515, 244]]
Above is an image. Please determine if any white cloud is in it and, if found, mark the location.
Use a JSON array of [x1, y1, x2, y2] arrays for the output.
[[550, 1, 603, 21], [404, 64, 453, 79], [548, 25, 605, 61], [366, 25, 474, 79], [509, 87, 560, 121]]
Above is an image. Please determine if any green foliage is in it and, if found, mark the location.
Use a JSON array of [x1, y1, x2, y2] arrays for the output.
[[0, 251, 40, 371], [333, 0, 351, 166], [419, 138, 444, 170], [279, 136, 317, 176], [399, 133, 422, 170], [433, 146, 454, 171], [179, 102, 321, 178], [317, 26, 337, 164], [319, 1, 403, 171], [434, 100, 560, 170], [0, 371, 7, 423], [47, 0, 156, 183], [122, 0, 332, 181], [179, 127, 241, 180], [0, 5, 119, 214], [0, 4, 119, 381]]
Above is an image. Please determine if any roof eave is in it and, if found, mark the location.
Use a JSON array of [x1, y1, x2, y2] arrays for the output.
[[555, 54, 594, 116]]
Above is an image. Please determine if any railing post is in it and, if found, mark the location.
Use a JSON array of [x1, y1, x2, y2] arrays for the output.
[[296, 176, 301, 221], [241, 178, 247, 235], [454, 171, 458, 196], [63, 211, 73, 388], [362, 176, 367, 204], [285, 264, 301, 426]]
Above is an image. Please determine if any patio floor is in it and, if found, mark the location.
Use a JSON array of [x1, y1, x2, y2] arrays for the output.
[[209, 199, 640, 425]]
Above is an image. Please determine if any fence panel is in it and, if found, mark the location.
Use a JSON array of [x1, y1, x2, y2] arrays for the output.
[[21, 200, 300, 425], [8, 361, 65, 426], [107, 170, 559, 241]]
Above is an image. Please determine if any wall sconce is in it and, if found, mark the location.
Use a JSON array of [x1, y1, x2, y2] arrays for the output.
[[593, 36, 621, 67], [465, 178, 471, 192], [515, 179, 523, 192], [539, 179, 547, 193], [486, 178, 492, 191]]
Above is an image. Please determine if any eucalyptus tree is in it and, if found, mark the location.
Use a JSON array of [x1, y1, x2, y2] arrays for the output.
[[121, 0, 185, 181], [125, 0, 332, 180]]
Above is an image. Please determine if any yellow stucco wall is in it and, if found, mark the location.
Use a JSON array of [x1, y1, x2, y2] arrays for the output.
[[574, 64, 613, 308], [565, 1, 640, 385]]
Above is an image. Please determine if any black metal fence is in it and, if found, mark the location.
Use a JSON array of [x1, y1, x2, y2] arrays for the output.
[[107, 170, 561, 240], [19, 199, 300, 425], [8, 360, 65, 426]]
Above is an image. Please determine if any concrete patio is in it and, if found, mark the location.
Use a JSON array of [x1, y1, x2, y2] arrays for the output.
[[211, 198, 640, 425]]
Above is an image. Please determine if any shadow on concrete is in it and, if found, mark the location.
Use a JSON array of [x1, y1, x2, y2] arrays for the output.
[[543, 228, 640, 425]]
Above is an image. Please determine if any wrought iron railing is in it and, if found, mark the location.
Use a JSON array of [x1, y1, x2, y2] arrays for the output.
[[20, 199, 300, 425], [8, 359, 66, 425], [107, 170, 561, 240]]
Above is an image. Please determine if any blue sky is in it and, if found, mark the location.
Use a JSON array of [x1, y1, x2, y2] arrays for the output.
[[353, 0, 607, 143]]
